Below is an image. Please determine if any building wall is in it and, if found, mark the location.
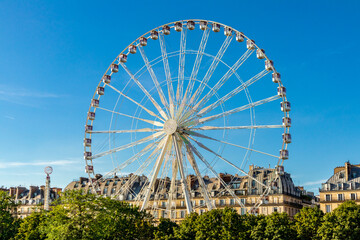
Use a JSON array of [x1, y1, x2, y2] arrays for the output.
[[319, 162, 360, 213]]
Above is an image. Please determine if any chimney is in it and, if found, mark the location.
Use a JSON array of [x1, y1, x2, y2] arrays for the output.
[[249, 164, 254, 171], [345, 161, 351, 181], [28, 186, 39, 199], [16, 187, 26, 199]]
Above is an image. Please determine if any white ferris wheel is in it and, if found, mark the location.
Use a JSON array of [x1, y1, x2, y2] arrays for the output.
[[84, 20, 291, 216]]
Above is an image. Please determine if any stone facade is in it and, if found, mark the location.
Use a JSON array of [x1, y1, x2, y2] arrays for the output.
[[66, 165, 314, 220], [0, 186, 62, 218], [320, 162, 360, 213]]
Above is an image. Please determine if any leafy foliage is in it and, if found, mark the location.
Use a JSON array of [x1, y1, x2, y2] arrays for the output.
[[317, 201, 360, 240], [0, 191, 19, 240], [294, 207, 324, 240]]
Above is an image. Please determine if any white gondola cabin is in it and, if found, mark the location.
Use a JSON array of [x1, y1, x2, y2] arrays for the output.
[[265, 60, 274, 71], [119, 54, 127, 63], [85, 165, 94, 173], [256, 49, 265, 59], [187, 20, 195, 30], [129, 45, 137, 54], [246, 39, 255, 50], [102, 75, 111, 84], [84, 152, 92, 160], [276, 165, 285, 175], [200, 21, 207, 30], [272, 72, 281, 83], [282, 133, 291, 143], [224, 27, 232, 36], [281, 101, 291, 112], [162, 25, 170, 35], [174, 22, 182, 32], [85, 125, 93, 132], [212, 23, 220, 32], [110, 63, 119, 73], [280, 150, 289, 160], [88, 112, 95, 120], [236, 32, 244, 42], [97, 87, 105, 95], [277, 86, 286, 97], [84, 138, 92, 147], [91, 99, 99, 107], [150, 30, 158, 40], [282, 117, 291, 127], [139, 37, 147, 46]]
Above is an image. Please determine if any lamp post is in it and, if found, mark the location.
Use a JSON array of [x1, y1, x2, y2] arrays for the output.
[[44, 166, 53, 211]]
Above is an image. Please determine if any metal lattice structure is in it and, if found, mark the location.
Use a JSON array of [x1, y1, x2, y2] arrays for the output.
[[83, 20, 291, 216]]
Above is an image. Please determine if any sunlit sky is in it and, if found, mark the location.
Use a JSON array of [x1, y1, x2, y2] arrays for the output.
[[1, 0, 359, 195]]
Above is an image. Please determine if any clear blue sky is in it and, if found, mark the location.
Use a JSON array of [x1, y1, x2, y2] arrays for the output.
[[0, 0, 359, 194]]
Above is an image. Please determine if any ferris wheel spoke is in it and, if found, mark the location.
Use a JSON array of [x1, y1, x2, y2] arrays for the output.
[[97, 107, 164, 127], [197, 69, 268, 117], [177, 28, 210, 120], [184, 95, 281, 127], [188, 35, 233, 109], [183, 138, 213, 210], [176, 27, 187, 106], [97, 140, 160, 184], [141, 135, 171, 211], [184, 130, 279, 159], [92, 131, 164, 160], [190, 124, 283, 131], [107, 84, 165, 122], [172, 134, 192, 213], [120, 63, 168, 120], [187, 135, 269, 189], [179, 135, 246, 208], [138, 46, 169, 109], [159, 33, 176, 118], [89, 128, 162, 134]]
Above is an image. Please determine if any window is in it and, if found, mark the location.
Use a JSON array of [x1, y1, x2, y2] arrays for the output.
[[180, 210, 185, 218], [274, 197, 278, 203], [240, 198, 246, 204], [351, 193, 357, 200], [161, 211, 166, 218], [325, 194, 331, 201], [241, 208, 246, 215], [326, 205, 331, 213], [161, 202, 166, 208], [273, 207, 278, 212], [171, 211, 176, 219], [200, 200, 204, 205], [230, 199, 235, 205], [338, 194, 344, 201], [252, 180, 256, 187], [220, 199, 225, 206], [103, 188, 108, 194], [111, 188, 116, 194], [180, 201, 185, 207], [232, 183, 240, 189]]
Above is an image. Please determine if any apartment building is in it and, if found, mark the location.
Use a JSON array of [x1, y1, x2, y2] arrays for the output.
[[320, 161, 360, 213]]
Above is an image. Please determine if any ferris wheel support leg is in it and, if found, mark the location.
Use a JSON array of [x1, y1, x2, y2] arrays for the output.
[[140, 135, 170, 211], [172, 134, 192, 214]]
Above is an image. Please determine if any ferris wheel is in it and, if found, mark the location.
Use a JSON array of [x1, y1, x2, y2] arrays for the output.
[[84, 20, 291, 216]]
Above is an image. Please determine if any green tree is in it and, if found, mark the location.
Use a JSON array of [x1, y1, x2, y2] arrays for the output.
[[44, 190, 154, 240], [154, 217, 178, 240], [294, 207, 324, 240], [15, 212, 47, 240], [0, 191, 19, 240], [251, 212, 296, 240], [318, 201, 360, 240], [173, 212, 199, 240]]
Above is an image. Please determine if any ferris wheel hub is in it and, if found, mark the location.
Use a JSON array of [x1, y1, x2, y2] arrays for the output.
[[163, 119, 178, 135]]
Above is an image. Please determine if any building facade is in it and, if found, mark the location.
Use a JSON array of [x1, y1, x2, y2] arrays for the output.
[[0, 186, 62, 218], [66, 165, 312, 220], [320, 162, 360, 213]]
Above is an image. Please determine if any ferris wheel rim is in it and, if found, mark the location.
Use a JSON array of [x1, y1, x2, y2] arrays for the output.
[[84, 19, 291, 216]]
